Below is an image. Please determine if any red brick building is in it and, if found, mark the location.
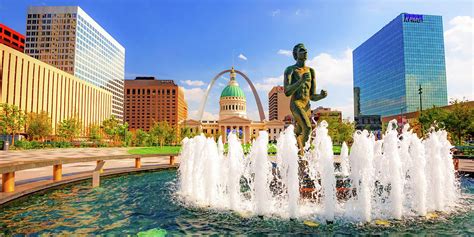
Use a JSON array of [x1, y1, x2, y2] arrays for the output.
[[124, 77, 187, 131], [0, 23, 25, 52]]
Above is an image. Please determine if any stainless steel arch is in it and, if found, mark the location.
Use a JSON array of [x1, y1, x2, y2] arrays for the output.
[[198, 69, 266, 121]]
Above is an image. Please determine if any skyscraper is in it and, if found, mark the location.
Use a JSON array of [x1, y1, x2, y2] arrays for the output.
[[353, 13, 447, 117], [268, 86, 291, 121], [25, 6, 125, 121]]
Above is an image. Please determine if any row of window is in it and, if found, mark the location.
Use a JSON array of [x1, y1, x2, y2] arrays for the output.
[[221, 104, 245, 111], [126, 88, 177, 95], [27, 13, 76, 19], [0, 28, 24, 42]]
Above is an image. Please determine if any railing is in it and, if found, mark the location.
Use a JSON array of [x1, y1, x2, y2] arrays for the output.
[[0, 154, 178, 193]]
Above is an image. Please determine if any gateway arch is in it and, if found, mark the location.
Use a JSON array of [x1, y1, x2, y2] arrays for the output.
[[198, 68, 266, 121]]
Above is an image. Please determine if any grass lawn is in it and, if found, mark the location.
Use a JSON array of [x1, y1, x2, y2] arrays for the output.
[[128, 146, 182, 155], [333, 145, 342, 154], [128, 144, 344, 155]]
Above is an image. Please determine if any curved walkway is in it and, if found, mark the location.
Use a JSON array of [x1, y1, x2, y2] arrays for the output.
[[0, 148, 180, 204]]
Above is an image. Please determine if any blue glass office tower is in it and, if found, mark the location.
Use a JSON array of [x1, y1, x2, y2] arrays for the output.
[[353, 13, 447, 117]]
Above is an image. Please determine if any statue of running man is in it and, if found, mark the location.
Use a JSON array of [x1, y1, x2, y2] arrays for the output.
[[284, 43, 327, 154]]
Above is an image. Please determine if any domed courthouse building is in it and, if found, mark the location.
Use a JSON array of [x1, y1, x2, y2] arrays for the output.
[[182, 68, 285, 144]]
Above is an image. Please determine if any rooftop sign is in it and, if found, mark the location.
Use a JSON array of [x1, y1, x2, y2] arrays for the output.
[[404, 14, 423, 23]]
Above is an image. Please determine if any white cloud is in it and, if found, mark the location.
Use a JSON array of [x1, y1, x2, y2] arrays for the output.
[[257, 49, 354, 119], [182, 87, 205, 106], [189, 110, 218, 120], [238, 54, 248, 61], [181, 80, 205, 87], [444, 16, 473, 101], [272, 9, 280, 17], [306, 49, 353, 87], [278, 49, 292, 57], [253, 75, 284, 92]]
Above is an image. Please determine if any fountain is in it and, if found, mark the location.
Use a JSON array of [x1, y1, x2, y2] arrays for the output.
[[177, 119, 461, 223]]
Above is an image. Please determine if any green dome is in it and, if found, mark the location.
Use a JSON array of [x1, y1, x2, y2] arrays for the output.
[[220, 85, 246, 98]]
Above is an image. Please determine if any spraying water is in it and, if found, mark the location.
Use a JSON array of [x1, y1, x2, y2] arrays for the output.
[[177, 119, 461, 222]]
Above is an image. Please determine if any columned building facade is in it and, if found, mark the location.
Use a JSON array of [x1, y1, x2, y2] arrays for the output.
[[0, 44, 112, 133], [182, 68, 284, 143]]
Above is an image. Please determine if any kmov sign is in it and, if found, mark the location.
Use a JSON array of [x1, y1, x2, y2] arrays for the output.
[[404, 14, 423, 23]]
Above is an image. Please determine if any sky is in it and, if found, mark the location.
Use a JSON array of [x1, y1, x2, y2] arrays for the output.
[[0, 0, 472, 121]]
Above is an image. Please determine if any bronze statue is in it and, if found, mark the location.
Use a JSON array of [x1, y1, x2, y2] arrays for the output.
[[284, 43, 327, 154]]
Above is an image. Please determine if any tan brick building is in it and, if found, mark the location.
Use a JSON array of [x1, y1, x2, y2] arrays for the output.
[[124, 77, 187, 131], [0, 44, 113, 133], [268, 85, 291, 121]]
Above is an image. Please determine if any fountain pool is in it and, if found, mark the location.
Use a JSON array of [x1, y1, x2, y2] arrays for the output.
[[0, 120, 472, 235], [0, 170, 472, 235]]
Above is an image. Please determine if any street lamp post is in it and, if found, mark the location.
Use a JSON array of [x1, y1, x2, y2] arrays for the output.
[[418, 84, 423, 112], [418, 84, 424, 136]]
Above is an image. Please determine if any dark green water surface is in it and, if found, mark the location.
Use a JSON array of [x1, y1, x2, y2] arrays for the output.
[[0, 170, 473, 235]]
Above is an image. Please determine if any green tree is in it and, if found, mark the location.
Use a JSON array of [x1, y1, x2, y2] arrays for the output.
[[418, 105, 448, 135], [57, 117, 82, 142], [150, 121, 174, 147], [102, 115, 121, 142], [26, 111, 52, 141], [334, 120, 355, 145], [88, 124, 103, 143], [444, 99, 474, 145], [318, 115, 354, 145], [118, 122, 132, 146], [180, 127, 197, 140], [134, 129, 150, 147], [0, 103, 27, 146]]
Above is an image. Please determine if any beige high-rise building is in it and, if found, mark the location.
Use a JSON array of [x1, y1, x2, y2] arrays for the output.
[[268, 85, 291, 121], [25, 6, 125, 121], [0, 44, 112, 133]]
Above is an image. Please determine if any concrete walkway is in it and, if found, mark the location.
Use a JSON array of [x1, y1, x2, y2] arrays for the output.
[[0, 148, 178, 184]]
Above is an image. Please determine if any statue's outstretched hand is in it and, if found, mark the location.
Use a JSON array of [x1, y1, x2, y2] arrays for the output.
[[310, 89, 328, 101], [320, 89, 327, 98]]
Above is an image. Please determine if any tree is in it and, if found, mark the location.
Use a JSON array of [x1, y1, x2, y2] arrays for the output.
[[26, 111, 52, 141], [418, 105, 448, 135], [134, 129, 150, 147], [88, 124, 103, 143], [150, 121, 174, 147], [118, 122, 132, 146], [0, 103, 27, 146], [102, 115, 121, 142], [334, 120, 355, 145], [444, 99, 474, 145], [57, 117, 82, 142], [180, 127, 196, 140], [318, 115, 354, 145]]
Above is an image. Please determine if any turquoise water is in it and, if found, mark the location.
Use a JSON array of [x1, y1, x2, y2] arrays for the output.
[[0, 170, 473, 235]]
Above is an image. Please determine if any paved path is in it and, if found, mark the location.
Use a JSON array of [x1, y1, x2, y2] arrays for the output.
[[0, 147, 130, 164], [0, 148, 178, 184]]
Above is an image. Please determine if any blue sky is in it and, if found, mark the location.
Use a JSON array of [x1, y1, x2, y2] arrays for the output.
[[1, 0, 472, 120]]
